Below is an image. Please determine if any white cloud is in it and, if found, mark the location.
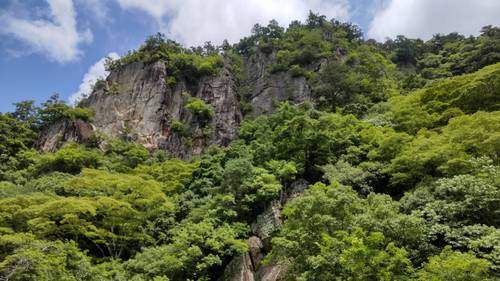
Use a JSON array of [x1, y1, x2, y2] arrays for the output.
[[75, 0, 110, 24], [69, 52, 120, 105], [115, 0, 350, 46], [368, 0, 500, 41], [0, 0, 92, 63]]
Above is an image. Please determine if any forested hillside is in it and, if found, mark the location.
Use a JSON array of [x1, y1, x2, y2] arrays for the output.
[[0, 13, 499, 281]]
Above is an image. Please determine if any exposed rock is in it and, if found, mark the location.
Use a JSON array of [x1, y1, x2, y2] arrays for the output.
[[219, 237, 264, 281], [251, 201, 282, 243], [79, 59, 242, 158], [219, 251, 287, 281], [39, 48, 317, 156], [37, 119, 94, 152], [255, 261, 288, 281], [243, 50, 312, 116], [196, 65, 242, 147], [288, 178, 309, 198], [220, 254, 255, 281], [80, 60, 169, 151], [247, 236, 264, 269]]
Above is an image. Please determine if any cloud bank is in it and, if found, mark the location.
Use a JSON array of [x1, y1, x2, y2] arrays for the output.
[[0, 0, 92, 63], [69, 52, 119, 105], [116, 0, 350, 46], [368, 0, 500, 40]]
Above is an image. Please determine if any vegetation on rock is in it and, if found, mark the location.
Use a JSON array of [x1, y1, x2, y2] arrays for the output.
[[1, 12, 500, 281]]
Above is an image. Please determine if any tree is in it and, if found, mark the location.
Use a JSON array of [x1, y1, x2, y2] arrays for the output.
[[0, 113, 36, 163], [306, 11, 327, 28], [391, 35, 424, 66], [270, 182, 428, 279], [300, 229, 414, 281], [9, 100, 39, 129], [416, 246, 492, 281], [125, 219, 247, 281], [0, 233, 98, 281]]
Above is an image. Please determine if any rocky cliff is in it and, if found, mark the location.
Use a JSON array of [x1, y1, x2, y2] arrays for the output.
[[76, 58, 241, 158], [36, 119, 94, 152], [242, 51, 312, 116], [39, 50, 312, 158]]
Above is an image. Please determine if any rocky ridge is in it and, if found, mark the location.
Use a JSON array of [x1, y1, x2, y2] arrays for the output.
[[35, 49, 317, 281], [38, 50, 313, 158]]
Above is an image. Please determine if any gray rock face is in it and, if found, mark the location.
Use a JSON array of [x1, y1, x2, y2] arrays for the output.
[[255, 262, 287, 281], [219, 236, 286, 281], [219, 237, 260, 281], [221, 254, 255, 281], [243, 50, 311, 116], [81, 60, 168, 150], [79, 59, 241, 158], [37, 119, 94, 152], [39, 50, 313, 156], [251, 201, 282, 243], [196, 65, 242, 147]]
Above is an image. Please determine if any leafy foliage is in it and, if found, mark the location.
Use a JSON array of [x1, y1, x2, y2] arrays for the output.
[[107, 33, 224, 87], [1, 15, 500, 281], [184, 97, 215, 124]]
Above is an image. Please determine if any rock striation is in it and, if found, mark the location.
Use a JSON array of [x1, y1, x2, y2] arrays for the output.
[[243, 50, 311, 116], [36, 119, 94, 152], [38, 49, 312, 157]]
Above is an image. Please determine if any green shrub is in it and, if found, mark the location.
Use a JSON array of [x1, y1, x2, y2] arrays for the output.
[[108, 34, 224, 88], [388, 63, 500, 133], [184, 97, 214, 123], [289, 64, 311, 78], [268, 62, 288, 74], [35, 144, 102, 175], [416, 246, 492, 281], [107, 83, 119, 95], [38, 103, 93, 127], [170, 119, 189, 136]]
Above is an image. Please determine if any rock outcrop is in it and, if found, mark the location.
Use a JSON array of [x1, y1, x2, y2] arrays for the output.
[[219, 236, 286, 281], [81, 60, 169, 151], [243, 51, 311, 116], [251, 201, 282, 247], [36, 119, 94, 152], [77, 59, 242, 158], [220, 178, 309, 281], [38, 49, 314, 157]]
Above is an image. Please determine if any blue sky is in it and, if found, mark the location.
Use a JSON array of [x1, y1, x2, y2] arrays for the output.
[[1, 0, 499, 113]]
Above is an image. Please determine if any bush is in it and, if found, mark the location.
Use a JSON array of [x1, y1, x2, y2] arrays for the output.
[[38, 103, 93, 127], [170, 119, 189, 136], [35, 144, 102, 175], [289, 64, 311, 78], [107, 34, 224, 88], [184, 97, 214, 124], [416, 246, 492, 281]]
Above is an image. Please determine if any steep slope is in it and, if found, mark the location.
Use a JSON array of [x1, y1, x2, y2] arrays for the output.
[[79, 58, 242, 158], [39, 50, 314, 158], [2, 18, 500, 281], [242, 50, 312, 116]]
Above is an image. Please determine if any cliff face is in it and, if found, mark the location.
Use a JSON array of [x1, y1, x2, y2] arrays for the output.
[[33, 50, 316, 281], [36, 119, 94, 152], [39, 50, 312, 157], [76, 58, 242, 158], [243, 51, 311, 116], [81, 60, 169, 150]]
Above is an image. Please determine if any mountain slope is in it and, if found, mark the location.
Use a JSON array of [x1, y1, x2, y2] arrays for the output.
[[1, 14, 500, 281]]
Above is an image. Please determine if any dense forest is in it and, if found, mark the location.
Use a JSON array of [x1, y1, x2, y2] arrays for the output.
[[1, 12, 499, 280]]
